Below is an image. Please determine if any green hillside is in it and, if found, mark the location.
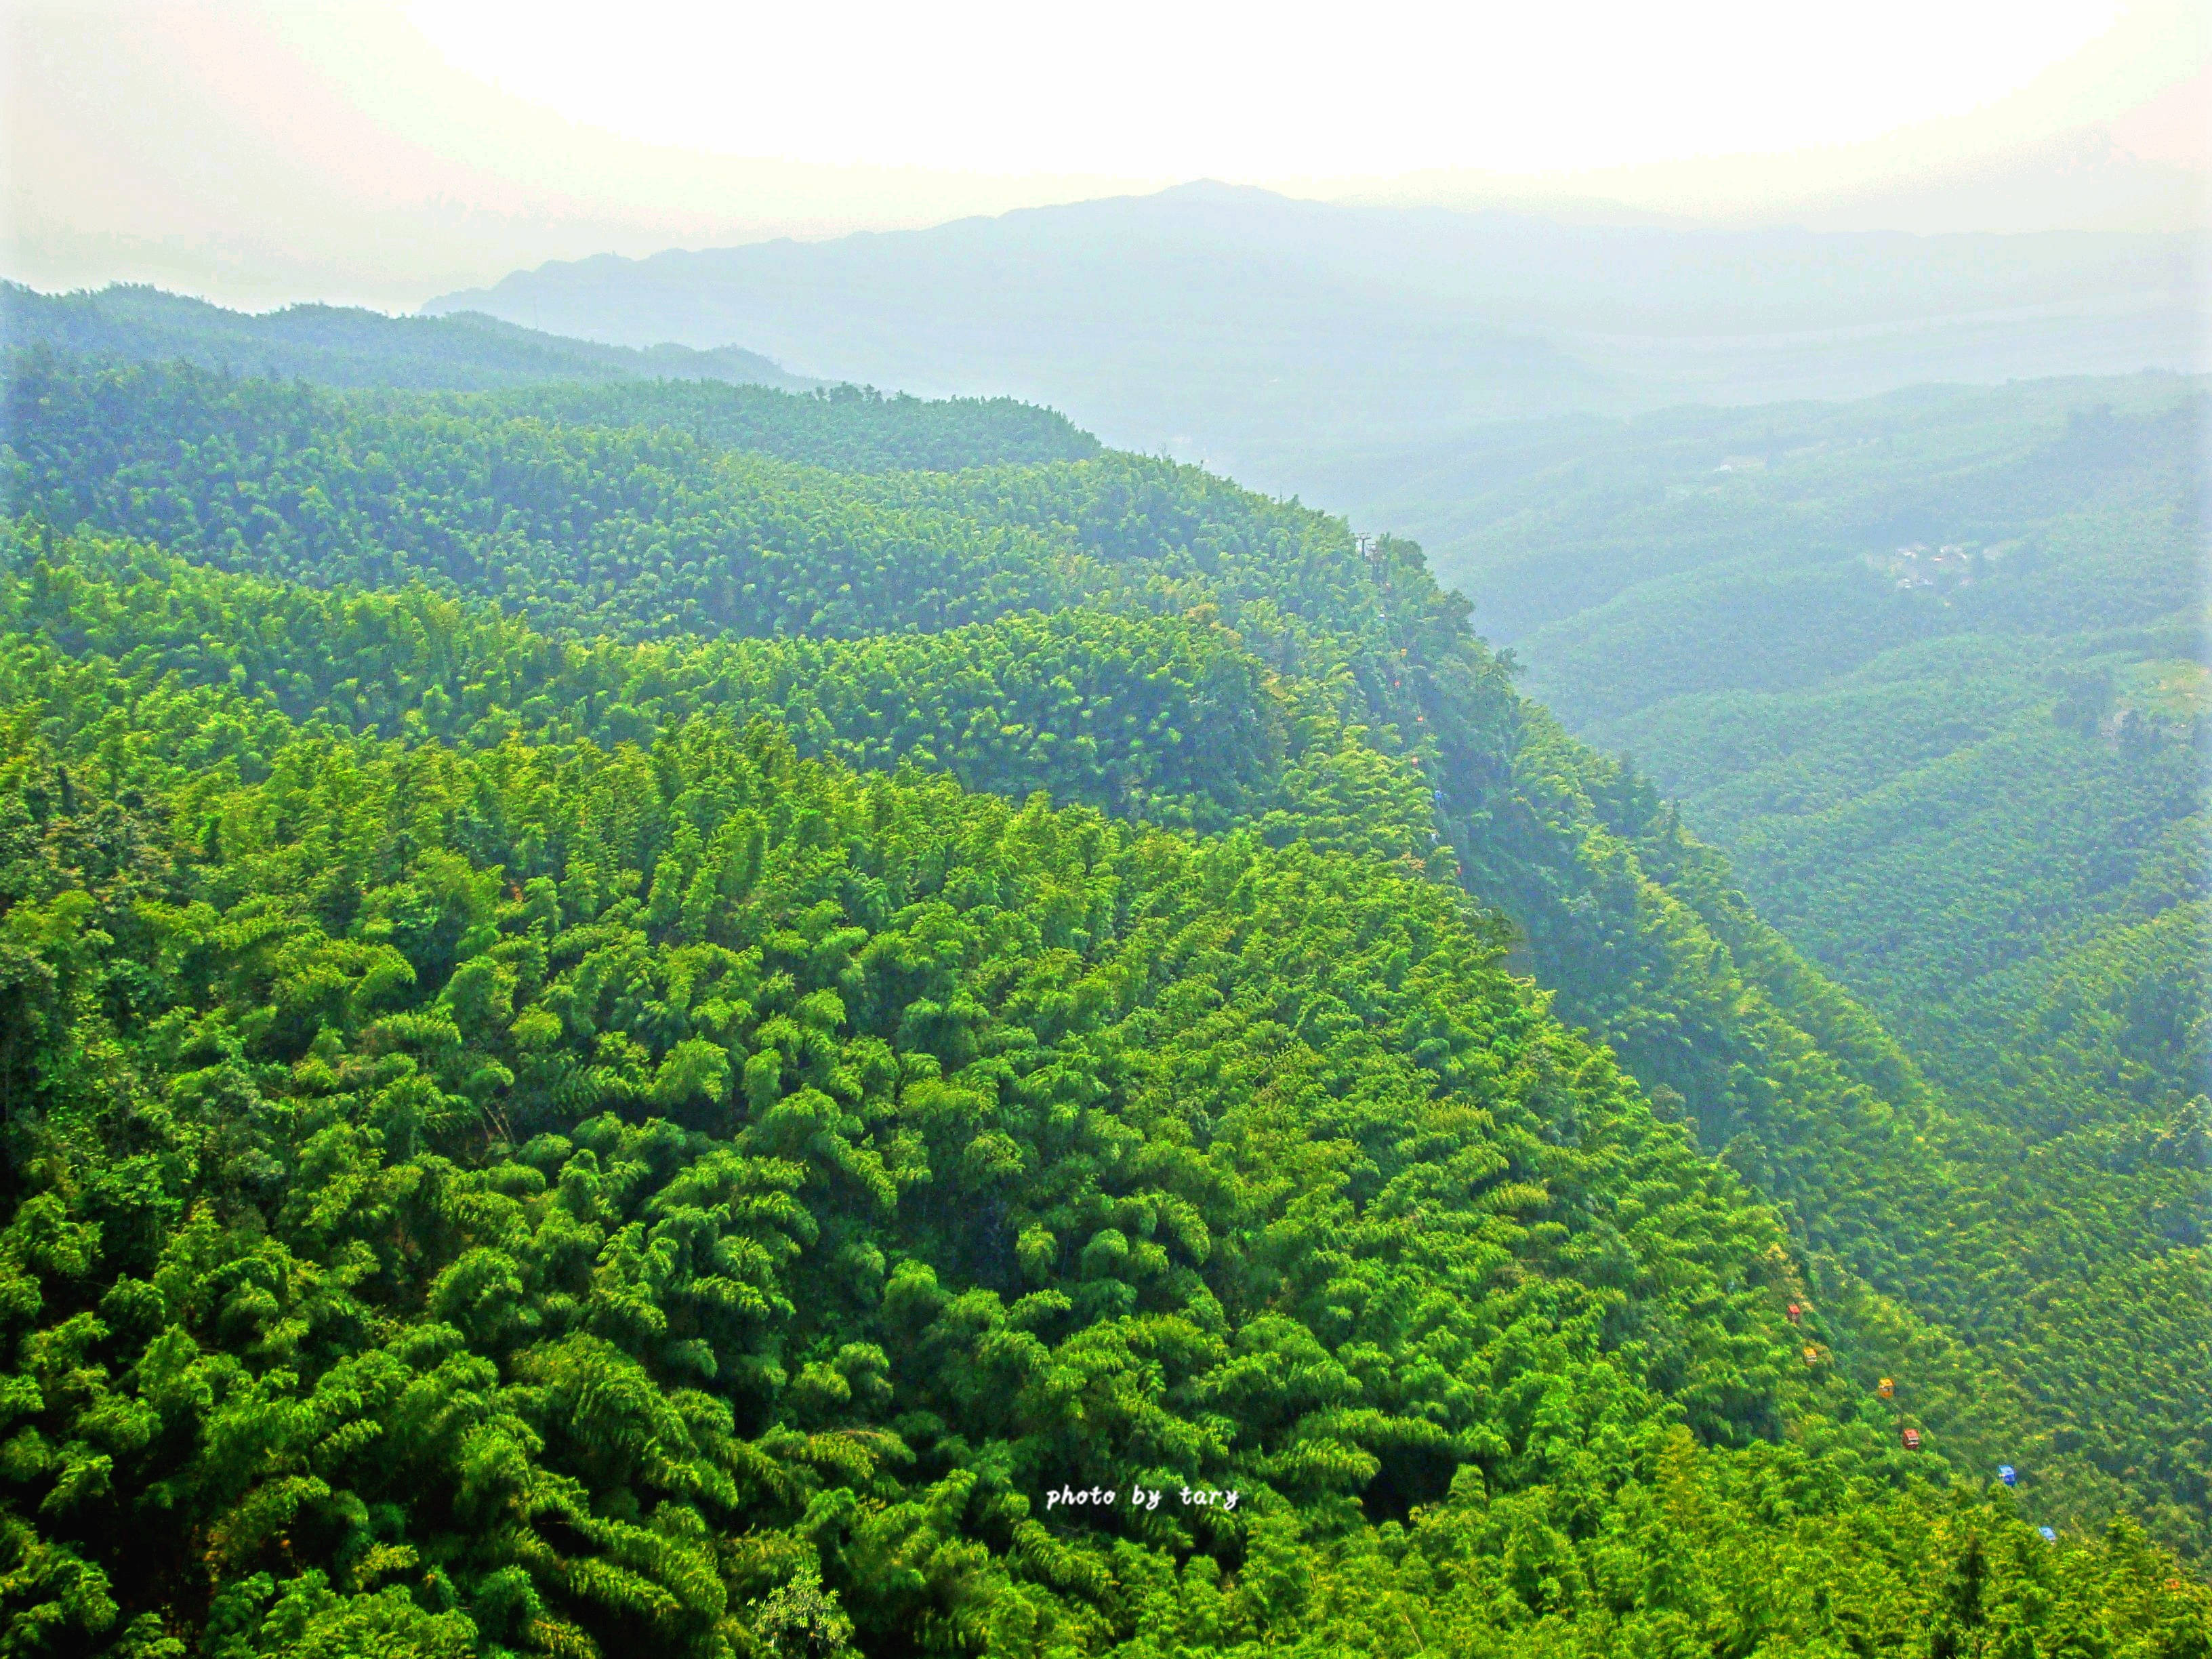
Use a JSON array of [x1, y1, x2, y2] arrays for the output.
[[1422, 376, 2207, 1224], [0, 352, 2205, 1652], [1380, 376, 2197, 639]]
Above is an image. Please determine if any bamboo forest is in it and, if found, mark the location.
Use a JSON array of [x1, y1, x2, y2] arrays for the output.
[[0, 307, 2200, 1658]]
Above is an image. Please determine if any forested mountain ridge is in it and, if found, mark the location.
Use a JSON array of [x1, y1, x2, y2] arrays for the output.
[[0, 283, 817, 394], [0, 351, 2206, 1653], [417, 183, 2205, 501]]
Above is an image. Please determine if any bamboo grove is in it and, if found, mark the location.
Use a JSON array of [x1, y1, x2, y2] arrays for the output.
[[0, 351, 2204, 1656]]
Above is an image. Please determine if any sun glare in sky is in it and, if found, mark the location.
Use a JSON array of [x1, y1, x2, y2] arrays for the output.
[[402, 0, 2133, 178]]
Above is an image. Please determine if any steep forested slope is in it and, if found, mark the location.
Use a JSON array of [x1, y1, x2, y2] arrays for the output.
[[1418, 381, 2212, 1573], [0, 354, 2205, 1652]]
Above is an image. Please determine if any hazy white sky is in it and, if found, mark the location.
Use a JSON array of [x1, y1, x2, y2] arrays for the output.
[[2, 0, 2204, 310], [402, 0, 2135, 178]]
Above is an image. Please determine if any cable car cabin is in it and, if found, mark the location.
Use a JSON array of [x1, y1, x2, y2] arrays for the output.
[[1786, 1303, 1802, 1323], [1998, 1465, 2017, 1486], [1877, 1377, 1895, 1399], [1901, 1429, 1922, 1450]]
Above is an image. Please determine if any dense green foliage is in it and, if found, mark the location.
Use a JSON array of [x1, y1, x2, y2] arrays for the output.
[[2, 552, 2203, 1659], [0, 352, 2205, 1651], [457, 385, 1103, 476]]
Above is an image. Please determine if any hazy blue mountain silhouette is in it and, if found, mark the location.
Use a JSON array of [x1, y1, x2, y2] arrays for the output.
[[426, 183, 2201, 501]]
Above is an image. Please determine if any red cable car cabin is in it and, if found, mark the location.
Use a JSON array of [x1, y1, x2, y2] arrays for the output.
[[1901, 1429, 1922, 1450]]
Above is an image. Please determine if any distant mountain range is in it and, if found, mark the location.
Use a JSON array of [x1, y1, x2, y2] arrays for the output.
[[422, 184, 2207, 509], [0, 282, 815, 392]]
